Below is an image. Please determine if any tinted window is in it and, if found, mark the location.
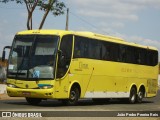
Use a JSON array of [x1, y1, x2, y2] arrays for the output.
[[74, 36, 101, 59], [148, 50, 158, 66], [57, 35, 73, 78], [101, 41, 119, 62], [119, 45, 126, 62], [74, 36, 158, 66], [89, 39, 101, 59], [126, 46, 135, 63]]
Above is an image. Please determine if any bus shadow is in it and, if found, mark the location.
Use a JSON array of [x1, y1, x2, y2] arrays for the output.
[[76, 99, 154, 106]]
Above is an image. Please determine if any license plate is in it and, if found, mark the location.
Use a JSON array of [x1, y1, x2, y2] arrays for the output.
[[22, 92, 31, 96]]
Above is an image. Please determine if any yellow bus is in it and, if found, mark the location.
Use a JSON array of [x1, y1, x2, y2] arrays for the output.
[[3, 30, 159, 105]]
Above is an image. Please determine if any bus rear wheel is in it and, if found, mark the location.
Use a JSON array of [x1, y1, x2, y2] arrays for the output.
[[25, 97, 42, 105], [136, 89, 144, 103], [129, 87, 137, 104]]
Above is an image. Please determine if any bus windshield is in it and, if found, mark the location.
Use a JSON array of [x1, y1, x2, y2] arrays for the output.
[[8, 35, 59, 80]]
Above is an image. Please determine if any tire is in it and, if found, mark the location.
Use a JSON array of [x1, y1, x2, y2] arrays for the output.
[[62, 87, 80, 105], [25, 97, 42, 105], [129, 87, 137, 104], [136, 89, 144, 103]]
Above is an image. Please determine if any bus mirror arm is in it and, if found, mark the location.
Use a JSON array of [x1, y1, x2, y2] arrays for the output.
[[58, 50, 62, 59], [2, 46, 11, 62], [58, 50, 65, 61], [58, 50, 66, 68]]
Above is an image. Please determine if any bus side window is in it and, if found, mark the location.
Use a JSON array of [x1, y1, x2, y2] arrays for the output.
[[147, 50, 158, 66], [101, 42, 110, 60], [74, 36, 89, 58], [56, 35, 73, 78], [119, 45, 126, 62], [88, 39, 101, 59], [74, 39, 81, 58]]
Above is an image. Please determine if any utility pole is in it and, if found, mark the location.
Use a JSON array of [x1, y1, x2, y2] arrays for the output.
[[65, 8, 69, 30]]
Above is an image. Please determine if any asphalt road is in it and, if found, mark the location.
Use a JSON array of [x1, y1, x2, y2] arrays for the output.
[[0, 90, 160, 112]]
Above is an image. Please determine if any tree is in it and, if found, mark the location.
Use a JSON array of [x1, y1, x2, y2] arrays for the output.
[[0, 0, 65, 30]]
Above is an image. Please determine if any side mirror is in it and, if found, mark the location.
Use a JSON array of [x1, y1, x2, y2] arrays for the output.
[[58, 50, 65, 60], [2, 46, 11, 62], [58, 50, 62, 59], [58, 50, 66, 66]]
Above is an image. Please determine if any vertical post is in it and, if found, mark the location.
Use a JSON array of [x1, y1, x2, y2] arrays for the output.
[[65, 8, 69, 31]]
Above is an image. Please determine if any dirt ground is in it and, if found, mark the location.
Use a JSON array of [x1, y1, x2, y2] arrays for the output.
[[0, 93, 24, 100]]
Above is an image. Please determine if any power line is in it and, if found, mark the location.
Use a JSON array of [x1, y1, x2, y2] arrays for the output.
[[69, 12, 98, 30], [0, 6, 113, 35], [69, 11, 111, 35]]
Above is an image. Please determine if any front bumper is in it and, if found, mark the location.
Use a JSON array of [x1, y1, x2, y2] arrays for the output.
[[7, 86, 55, 99]]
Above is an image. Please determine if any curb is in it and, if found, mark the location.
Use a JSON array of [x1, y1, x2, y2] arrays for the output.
[[0, 84, 6, 94]]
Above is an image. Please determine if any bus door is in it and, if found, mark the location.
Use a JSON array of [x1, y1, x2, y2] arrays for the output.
[[55, 35, 73, 98]]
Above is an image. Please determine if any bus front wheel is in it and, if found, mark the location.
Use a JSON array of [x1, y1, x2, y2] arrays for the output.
[[25, 97, 42, 105], [129, 87, 137, 104], [62, 87, 80, 105]]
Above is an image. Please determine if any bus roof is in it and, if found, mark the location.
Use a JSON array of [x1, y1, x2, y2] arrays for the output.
[[17, 29, 158, 51]]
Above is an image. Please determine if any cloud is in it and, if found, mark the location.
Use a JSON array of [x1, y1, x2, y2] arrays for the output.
[[68, 0, 160, 22], [67, 0, 160, 52], [99, 22, 125, 29], [126, 36, 160, 50], [110, 31, 160, 51], [95, 27, 160, 59], [122, 0, 160, 7], [133, 37, 160, 60], [78, 10, 139, 21], [68, 0, 143, 21], [118, 34, 160, 59]]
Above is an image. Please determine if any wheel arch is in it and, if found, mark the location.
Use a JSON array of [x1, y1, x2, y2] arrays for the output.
[[68, 81, 81, 98], [129, 84, 137, 94]]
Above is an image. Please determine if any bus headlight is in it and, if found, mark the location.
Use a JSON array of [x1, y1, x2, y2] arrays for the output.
[[38, 84, 53, 89], [7, 84, 17, 88]]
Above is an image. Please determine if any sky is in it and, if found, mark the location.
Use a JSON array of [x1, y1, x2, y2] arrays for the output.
[[0, 0, 160, 60]]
